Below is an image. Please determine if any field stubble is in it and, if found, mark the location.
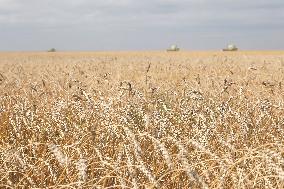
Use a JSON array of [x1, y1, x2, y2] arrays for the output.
[[0, 51, 283, 188]]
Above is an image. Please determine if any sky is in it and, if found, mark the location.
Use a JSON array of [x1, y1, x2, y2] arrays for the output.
[[0, 0, 284, 51]]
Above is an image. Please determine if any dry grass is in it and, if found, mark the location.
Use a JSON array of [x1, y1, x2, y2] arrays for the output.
[[0, 51, 283, 188]]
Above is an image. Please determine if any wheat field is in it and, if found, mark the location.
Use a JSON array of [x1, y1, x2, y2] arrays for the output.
[[0, 51, 283, 188]]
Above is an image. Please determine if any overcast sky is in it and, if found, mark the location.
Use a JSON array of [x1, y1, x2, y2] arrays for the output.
[[0, 0, 284, 51]]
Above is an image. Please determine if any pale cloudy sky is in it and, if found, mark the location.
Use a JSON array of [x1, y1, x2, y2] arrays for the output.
[[0, 0, 284, 51]]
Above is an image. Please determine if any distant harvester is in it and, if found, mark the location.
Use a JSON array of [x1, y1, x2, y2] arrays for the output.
[[223, 44, 238, 51], [167, 45, 180, 52], [48, 48, 57, 52]]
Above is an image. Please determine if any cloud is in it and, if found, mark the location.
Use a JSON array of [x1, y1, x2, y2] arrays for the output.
[[0, 0, 283, 50]]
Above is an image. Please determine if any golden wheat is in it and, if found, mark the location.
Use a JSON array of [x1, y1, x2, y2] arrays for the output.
[[0, 51, 283, 188]]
